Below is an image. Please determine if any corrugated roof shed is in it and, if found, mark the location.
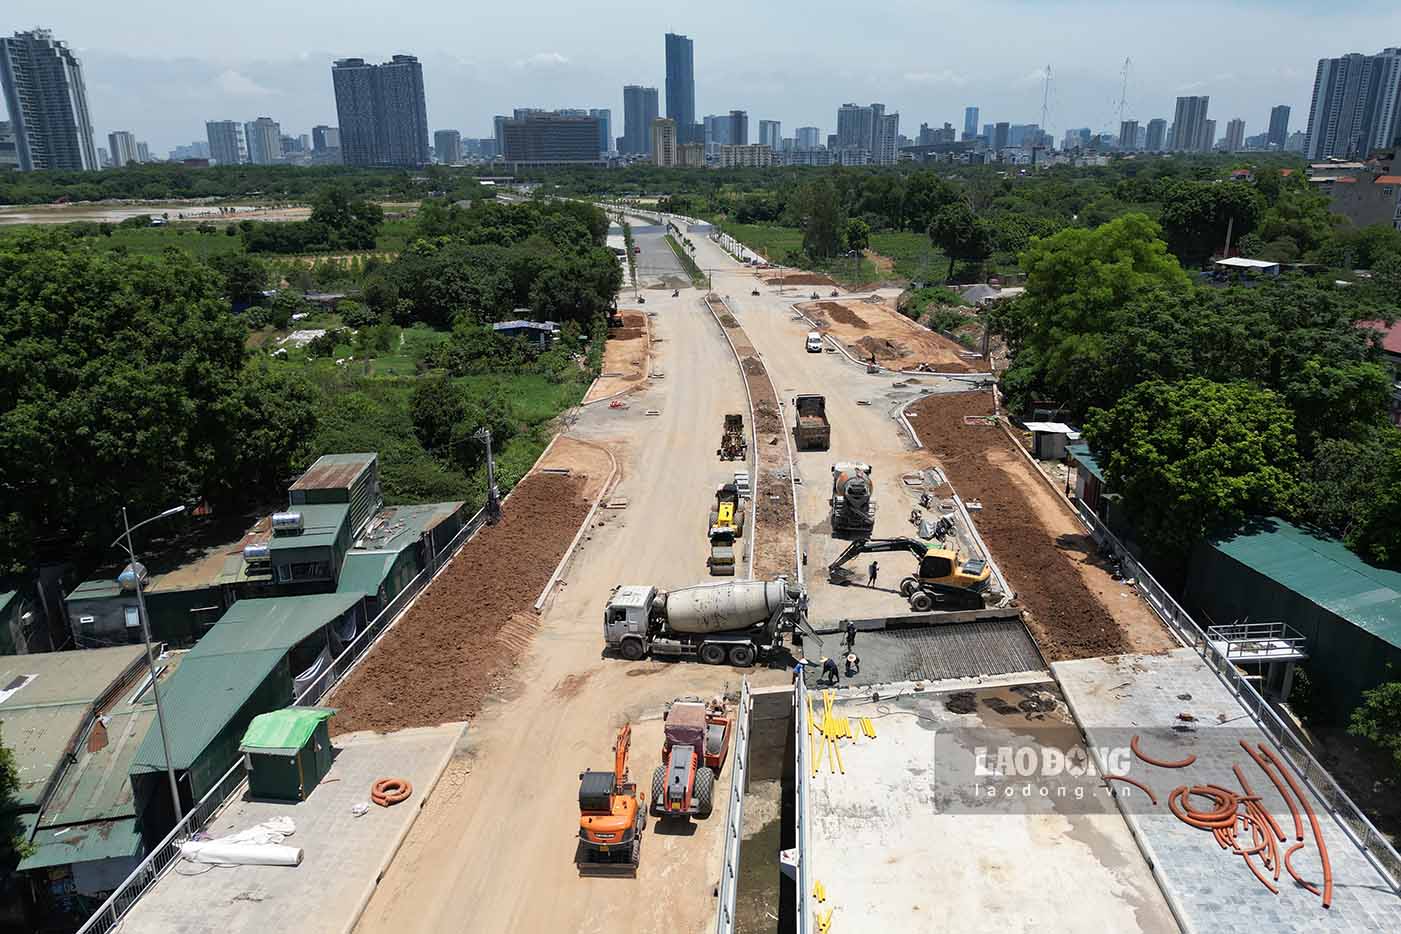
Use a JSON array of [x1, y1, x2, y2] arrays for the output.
[[0, 647, 145, 808], [289, 453, 376, 493], [1067, 442, 1104, 483], [66, 578, 123, 604], [336, 552, 397, 597], [17, 816, 143, 871], [1213, 518, 1401, 650], [353, 501, 465, 552], [267, 502, 350, 551], [129, 593, 361, 773]]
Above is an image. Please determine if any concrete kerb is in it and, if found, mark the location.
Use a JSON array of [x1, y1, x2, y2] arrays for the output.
[[1051, 675, 1197, 934], [339, 722, 470, 934], [704, 293, 760, 578], [532, 440, 620, 612], [580, 304, 654, 408]]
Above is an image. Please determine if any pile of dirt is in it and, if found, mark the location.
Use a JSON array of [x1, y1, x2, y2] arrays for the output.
[[754, 470, 796, 579], [855, 336, 907, 361], [907, 391, 1132, 662], [720, 314, 739, 328], [816, 302, 868, 329], [741, 356, 766, 377], [610, 326, 646, 341], [753, 400, 782, 434], [328, 472, 593, 735], [766, 273, 836, 286]]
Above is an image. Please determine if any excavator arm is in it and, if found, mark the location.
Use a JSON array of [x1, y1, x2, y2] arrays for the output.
[[827, 537, 929, 578], [613, 723, 632, 787]]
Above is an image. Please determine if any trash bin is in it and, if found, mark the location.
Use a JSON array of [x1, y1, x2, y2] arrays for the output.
[[239, 707, 337, 802]]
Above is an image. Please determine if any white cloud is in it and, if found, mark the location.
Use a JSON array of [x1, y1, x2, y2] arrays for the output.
[[904, 70, 967, 87], [215, 69, 277, 97], [517, 51, 569, 69]]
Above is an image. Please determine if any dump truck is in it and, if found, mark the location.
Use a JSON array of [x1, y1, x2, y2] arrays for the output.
[[718, 414, 747, 461], [828, 537, 991, 611], [577, 724, 645, 874], [830, 462, 875, 536], [603, 579, 815, 667], [793, 394, 830, 450], [651, 698, 731, 820]]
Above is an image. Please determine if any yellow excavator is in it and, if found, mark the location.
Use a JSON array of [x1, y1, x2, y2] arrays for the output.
[[576, 724, 645, 874], [828, 537, 991, 611]]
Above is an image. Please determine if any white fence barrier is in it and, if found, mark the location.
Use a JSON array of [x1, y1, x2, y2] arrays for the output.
[[714, 678, 752, 934]]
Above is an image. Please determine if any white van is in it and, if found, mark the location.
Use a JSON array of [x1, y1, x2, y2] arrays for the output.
[[805, 332, 823, 353]]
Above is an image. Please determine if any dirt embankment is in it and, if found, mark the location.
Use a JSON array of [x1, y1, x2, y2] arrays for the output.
[[583, 312, 649, 403], [909, 391, 1159, 662], [801, 298, 974, 373], [329, 472, 593, 734]]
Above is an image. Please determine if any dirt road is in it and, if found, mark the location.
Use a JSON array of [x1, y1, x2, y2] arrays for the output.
[[354, 287, 789, 934]]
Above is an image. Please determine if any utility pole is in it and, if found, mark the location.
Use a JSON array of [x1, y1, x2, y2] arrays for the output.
[[475, 427, 501, 524], [1116, 57, 1132, 125], [1041, 65, 1052, 141]]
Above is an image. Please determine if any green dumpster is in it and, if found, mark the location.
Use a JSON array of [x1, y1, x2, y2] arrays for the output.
[[239, 707, 337, 802]]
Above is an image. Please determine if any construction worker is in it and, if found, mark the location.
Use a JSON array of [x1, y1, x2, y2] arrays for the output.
[[792, 657, 807, 684], [845, 620, 858, 651], [821, 656, 840, 687], [867, 560, 879, 588], [845, 653, 860, 678]]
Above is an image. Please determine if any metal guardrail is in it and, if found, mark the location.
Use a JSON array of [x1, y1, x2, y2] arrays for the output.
[[75, 507, 486, 934], [714, 678, 752, 934], [1070, 497, 1401, 891], [1205, 620, 1309, 659], [793, 678, 812, 934]]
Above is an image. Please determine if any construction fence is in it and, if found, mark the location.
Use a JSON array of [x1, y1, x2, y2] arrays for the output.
[[74, 506, 487, 934], [714, 677, 752, 934]]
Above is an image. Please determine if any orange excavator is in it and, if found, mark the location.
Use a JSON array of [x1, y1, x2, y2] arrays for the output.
[[576, 723, 646, 874]]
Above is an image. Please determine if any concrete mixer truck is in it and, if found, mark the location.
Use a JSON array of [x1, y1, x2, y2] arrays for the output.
[[603, 579, 814, 667], [830, 462, 875, 536]]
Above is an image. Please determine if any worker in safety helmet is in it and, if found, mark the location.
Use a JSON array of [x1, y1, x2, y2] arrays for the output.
[[821, 656, 840, 686]]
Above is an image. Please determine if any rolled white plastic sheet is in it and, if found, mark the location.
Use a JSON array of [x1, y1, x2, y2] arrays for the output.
[[179, 841, 304, 866]]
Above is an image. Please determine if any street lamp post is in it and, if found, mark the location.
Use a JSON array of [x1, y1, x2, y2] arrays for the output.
[[474, 427, 501, 524], [113, 504, 186, 823]]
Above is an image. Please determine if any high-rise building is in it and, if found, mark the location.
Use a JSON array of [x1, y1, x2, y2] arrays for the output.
[[759, 119, 781, 150], [107, 131, 138, 167], [963, 106, 979, 140], [0, 121, 17, 170], [312, 125, 340, 152], [243, 117, 282, 164], [729, 110, 749, 146], [1225, 118, 1246, 152], [135, 141, 150, 163], [874, 112, 899, 164], [1303, 49, 1401, 159], [331, 54, 430, 167], [1145, 118, 1167, 151], [836, 103, 874, 150], [622, 85, 659, 155], [651, 117, 677, 167], [796, 126, 820, 149], [704, 113, 731, 154], [493, 115, 507, 156], [1267, 105, 1291, 149], [206, 120, 245, 165], [1172, 96, 1210, 151], [434, 129, 462, 163], [993, 121, 1010, 151], [1204, 119, 1217, 150], [664, 33, 695, 142], [1118, 119, 1139, 150], [502, 111, 604, 166], [590, 108, 612, 156], [716, 144, 773, 168], [0, 29, 98, 171], [678, 141, 706, 167]]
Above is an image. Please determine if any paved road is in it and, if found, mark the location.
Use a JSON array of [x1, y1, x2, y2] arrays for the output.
[[355, 286, 787, 934], [614, 217, 689, 289]]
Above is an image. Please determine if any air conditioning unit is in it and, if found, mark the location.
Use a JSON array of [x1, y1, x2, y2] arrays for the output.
[[243, 543, 271, 563], [271, 512, 304, 534]]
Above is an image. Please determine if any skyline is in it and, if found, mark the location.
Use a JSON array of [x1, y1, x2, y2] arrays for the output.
[[4, 3, 1399, 153]]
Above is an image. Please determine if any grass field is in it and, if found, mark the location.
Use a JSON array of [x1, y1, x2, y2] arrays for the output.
[[710, 222, 954, 286]]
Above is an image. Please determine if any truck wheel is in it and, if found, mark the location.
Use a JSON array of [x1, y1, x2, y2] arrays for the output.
[[695, 767, 715, 818], [619, 639, 645, 661], [728, 644, 756, 667], [909, 590, 934, 612], [899, 577, 918, 597], [699, 642, 727, 665], [651, 766, 665, 816]]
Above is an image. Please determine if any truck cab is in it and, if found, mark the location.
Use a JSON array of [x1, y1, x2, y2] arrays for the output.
[[604, 586, 657, 660]]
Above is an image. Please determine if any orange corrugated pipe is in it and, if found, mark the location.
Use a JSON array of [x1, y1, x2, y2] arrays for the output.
[[1259, 743, 1332, 908]]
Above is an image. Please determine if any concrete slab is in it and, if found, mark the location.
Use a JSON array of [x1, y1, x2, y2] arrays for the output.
[[798, 618, 1045, 690], [1055, 650, 1401, 933], [121, 723, 465, 934], [803, 679, 1177, 934]]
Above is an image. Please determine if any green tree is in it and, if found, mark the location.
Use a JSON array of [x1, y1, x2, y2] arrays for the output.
[[1084, 378, 1300, 557], [1159, 181, 1266, 265], [453, 382, 517, 471], [337, 299, 378, 328], [797, 176, 843, 259], [928, 201, 992, 280], [309, 185, 385, 249], [0, 729, 27, 863], [844, 218, 871, 253], [409, 377, 466, 454], [1349, 678, 1401, 769], [209, 254, 269, 306], [1256, 183, 1336, 258]]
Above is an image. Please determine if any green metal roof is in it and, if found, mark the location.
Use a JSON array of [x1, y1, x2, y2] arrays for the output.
[[268, 502, 350, 551], [0, 591, 16, 615], [65, 578, 124, 603], [1067, 442, 1104, 483], [129, 593, 360, 774], [240, 707, 336, 755], [1213, 518, 1401, 650], [337, 551, 397, 597], [17, 816, 142, 871]]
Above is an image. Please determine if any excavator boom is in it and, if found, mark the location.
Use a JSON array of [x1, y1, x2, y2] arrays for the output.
[[613, 723, 632, 786], [827, 537, 929, 576]]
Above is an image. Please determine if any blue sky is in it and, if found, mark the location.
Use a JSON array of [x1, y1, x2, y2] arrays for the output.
[[7, 1, 1400, 153]]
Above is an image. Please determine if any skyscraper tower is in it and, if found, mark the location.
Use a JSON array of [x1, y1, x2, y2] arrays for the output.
[[665, 33, 695, 142], [0, 28, 98, 171], [1172, 96, 1210, 151], [1303, 50, 1401, 159], [623, 85, 660, 154], [963, 106, 979, 140], [1267, 105, 1291, 149], [331, 54, 430, 167]]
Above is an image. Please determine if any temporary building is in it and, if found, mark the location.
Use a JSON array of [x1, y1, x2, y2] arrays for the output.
[[239, 707, 337, 802]]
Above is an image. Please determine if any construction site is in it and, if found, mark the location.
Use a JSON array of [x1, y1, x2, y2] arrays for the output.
[[76, 210, 1401, 934]]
